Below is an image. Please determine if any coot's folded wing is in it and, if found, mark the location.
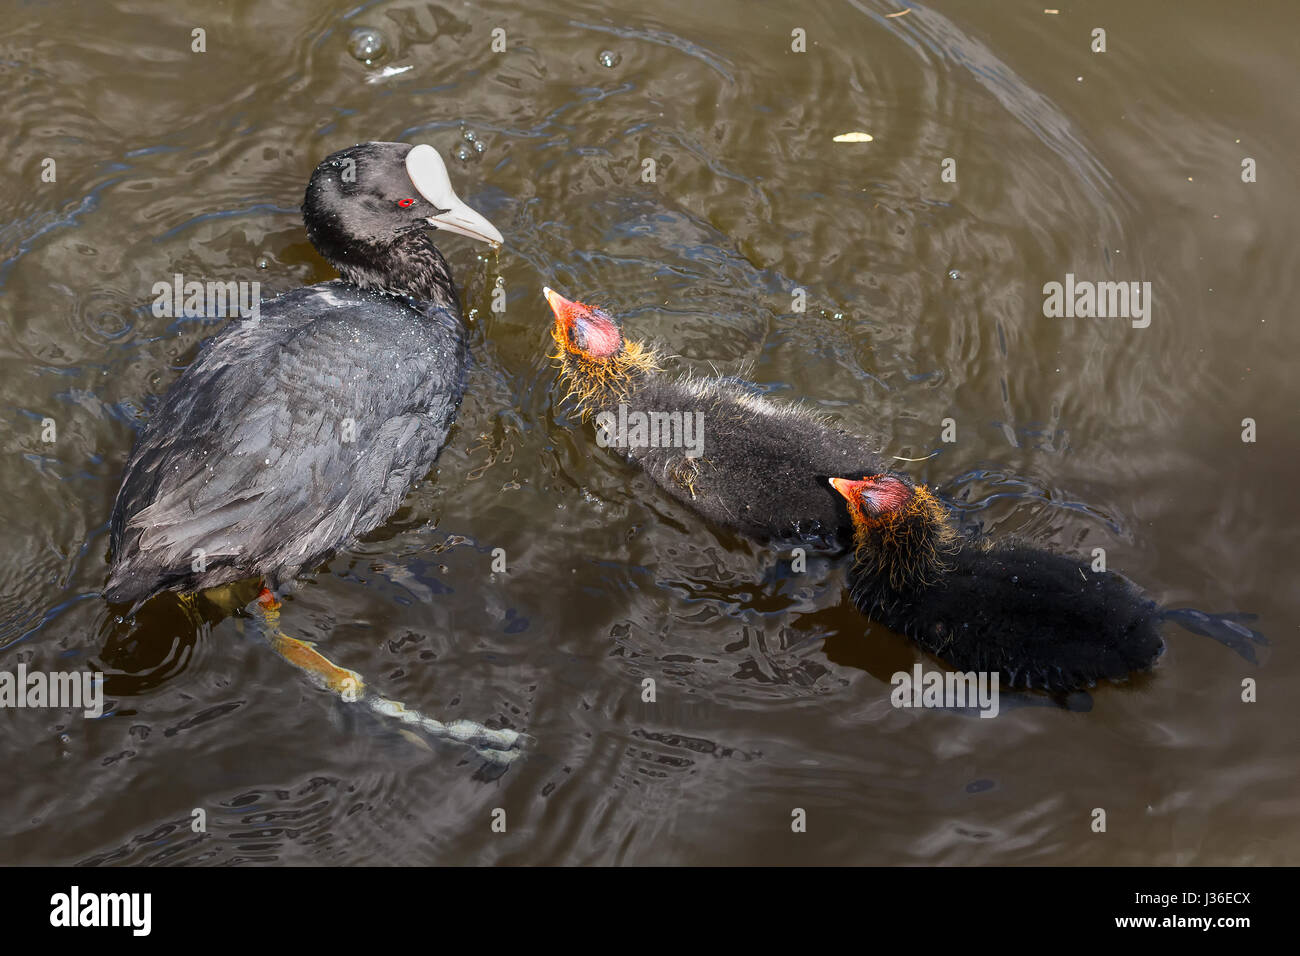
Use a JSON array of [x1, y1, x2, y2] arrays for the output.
[[106, 285, 463, 604]]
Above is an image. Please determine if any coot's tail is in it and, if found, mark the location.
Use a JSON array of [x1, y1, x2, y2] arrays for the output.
[[1159, 608, 1269, 664]]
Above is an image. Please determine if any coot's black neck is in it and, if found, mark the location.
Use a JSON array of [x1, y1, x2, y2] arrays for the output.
[[314, 228, 461, 313]]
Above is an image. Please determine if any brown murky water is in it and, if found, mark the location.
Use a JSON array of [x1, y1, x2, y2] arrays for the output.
[[1, 0, 1296, 865]]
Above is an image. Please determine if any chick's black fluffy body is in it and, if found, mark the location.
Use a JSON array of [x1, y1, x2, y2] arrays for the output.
[[612, 374, 887, 548], [851, 539, 1165, 690]]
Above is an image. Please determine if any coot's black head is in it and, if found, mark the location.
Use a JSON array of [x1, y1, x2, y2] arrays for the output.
[[303, 142, 502, 304]]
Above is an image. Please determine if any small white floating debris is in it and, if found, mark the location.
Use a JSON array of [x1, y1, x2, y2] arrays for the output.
[[365, 64, 414, 83], [886, 8, 911, 16], [832, 132, 874, 143], [1044, 8, 1060, 13]]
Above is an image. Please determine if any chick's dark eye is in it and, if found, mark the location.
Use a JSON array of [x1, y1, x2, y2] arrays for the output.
[[397, 198, 416, 208]]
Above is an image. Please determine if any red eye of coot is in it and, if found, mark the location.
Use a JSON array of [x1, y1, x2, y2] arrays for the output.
[[397, 198, 415, 208]]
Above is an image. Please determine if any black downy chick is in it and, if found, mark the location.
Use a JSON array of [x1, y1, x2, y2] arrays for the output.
[[544, 287, 886, 549], [830, 471, 1170, 691]]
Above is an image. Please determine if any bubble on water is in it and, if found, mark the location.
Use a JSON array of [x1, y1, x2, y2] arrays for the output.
[[452, 143, 477, 163], [348, 27, 388, 65], [462, 129, 477, 143], [473, 140, 485, 154], [256, 256, 270, 270], [598, 50, 621, 68], [947, 269, 962, 280]]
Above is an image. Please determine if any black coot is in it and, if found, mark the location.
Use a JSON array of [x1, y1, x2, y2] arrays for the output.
[[542, 288, 886, 548], [106, 142, 502, 608]]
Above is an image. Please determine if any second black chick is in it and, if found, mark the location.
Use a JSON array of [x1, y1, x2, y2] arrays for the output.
[[830, 472, 1167, 691]]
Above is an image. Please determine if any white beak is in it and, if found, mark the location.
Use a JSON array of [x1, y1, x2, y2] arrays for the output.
[[405, 143, 503, 245]]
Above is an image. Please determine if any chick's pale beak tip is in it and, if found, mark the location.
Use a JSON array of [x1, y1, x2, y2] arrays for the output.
[[543, 287, 572, 316]]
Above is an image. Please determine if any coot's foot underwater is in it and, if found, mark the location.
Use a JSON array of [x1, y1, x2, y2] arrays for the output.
[[106, 142, 526, 763]]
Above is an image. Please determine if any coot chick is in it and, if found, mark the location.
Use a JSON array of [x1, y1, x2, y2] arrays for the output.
[[106, 142, 502, 608], [830, 472, 1166, 691], [542, 288, 886, 548]]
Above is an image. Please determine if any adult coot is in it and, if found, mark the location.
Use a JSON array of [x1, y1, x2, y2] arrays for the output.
[[106, 142, 502, 608], [542, 287, 886, 548]]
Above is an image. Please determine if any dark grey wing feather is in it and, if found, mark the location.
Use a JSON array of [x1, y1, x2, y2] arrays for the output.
[[107, 284, 464, 605]]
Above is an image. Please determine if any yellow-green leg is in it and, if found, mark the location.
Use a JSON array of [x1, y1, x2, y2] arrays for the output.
[[252, 588, 530, 765]]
